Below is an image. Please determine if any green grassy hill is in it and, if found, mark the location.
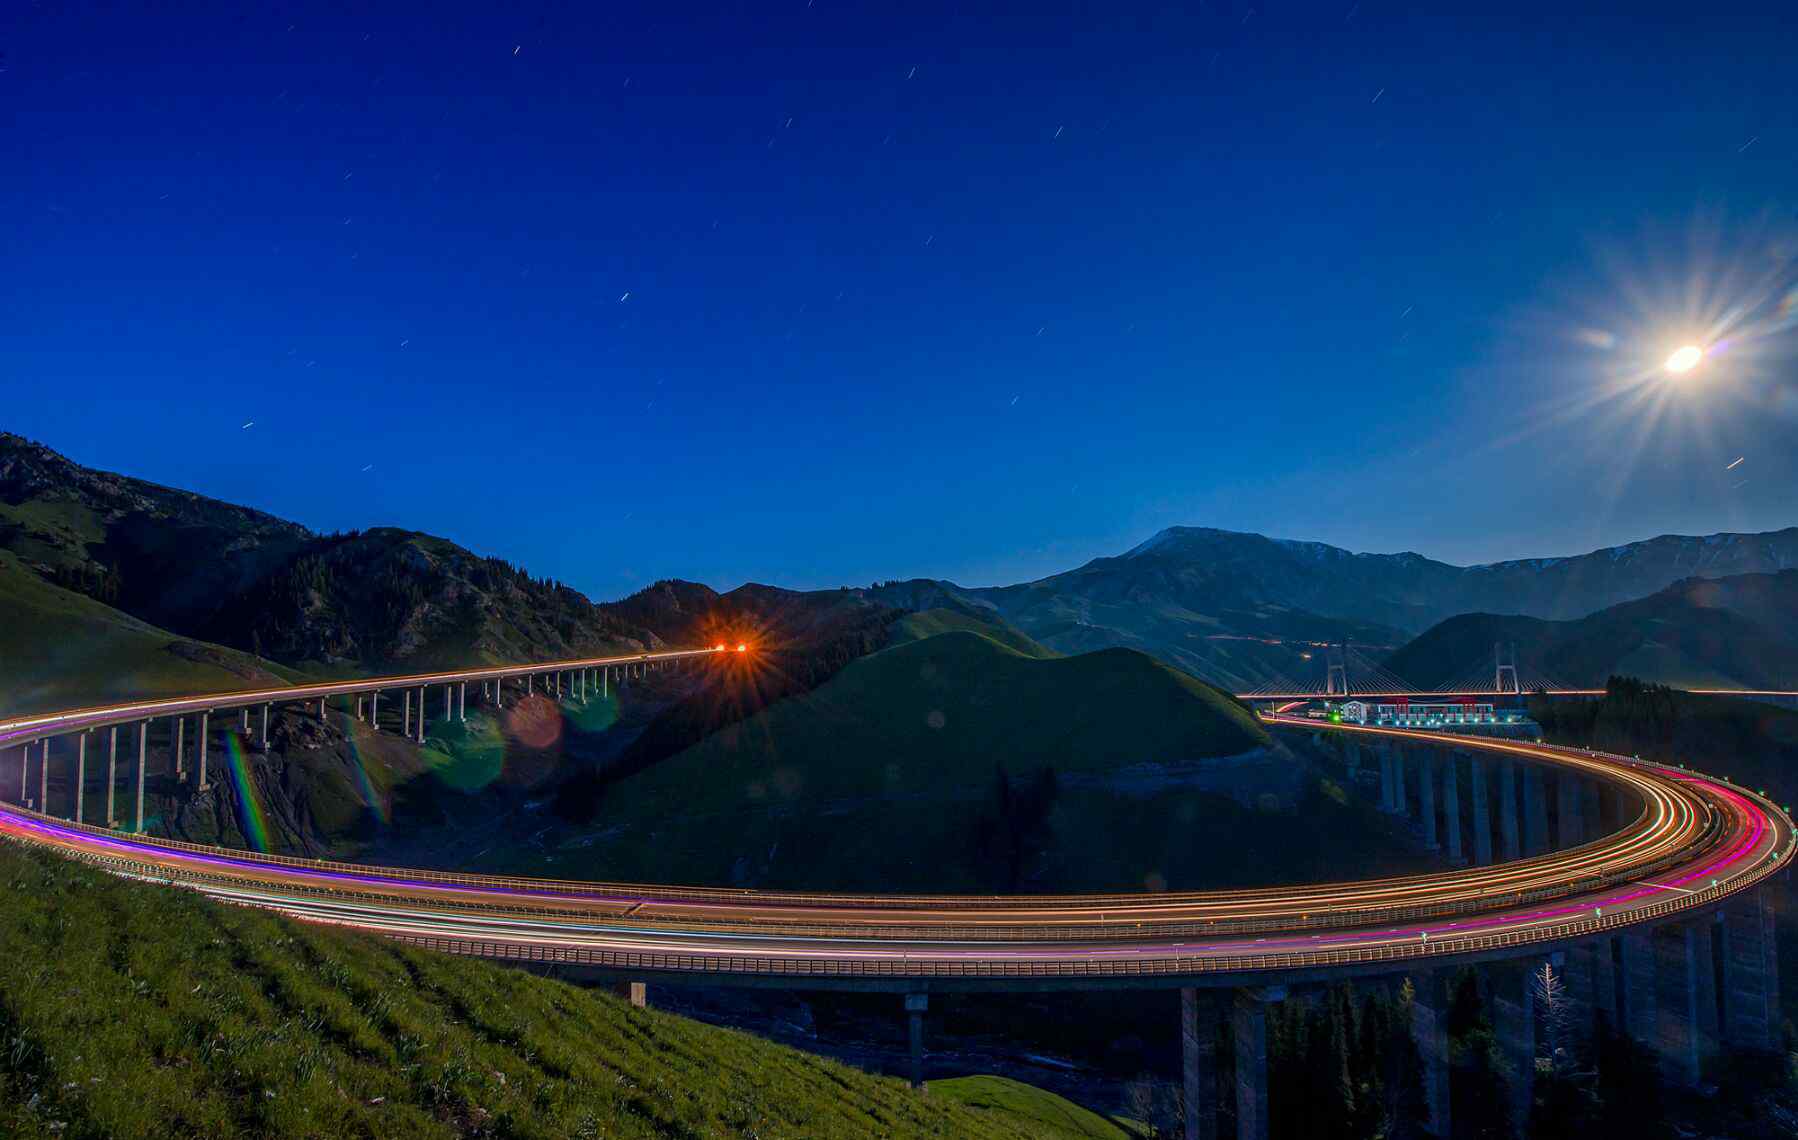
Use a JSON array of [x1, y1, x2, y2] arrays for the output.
[[0, 841, 1130, 1140], [0, 551, 306, 719], [532, 631, 1421, 893], [889, 607, 1058, 659]]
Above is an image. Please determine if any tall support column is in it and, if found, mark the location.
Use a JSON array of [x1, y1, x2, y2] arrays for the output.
[[1442, 753, 1462, 862], [40, 736, 50, 811], [495, 678, 504, 709], [613, 980, 647, 1008], [19, 741, 28, 804], [905, 993, 929, 1091], [417, 687, 426, 743], [1523, 764, 1549, 856], [1593, 934, 1619, 1031], [74, 732, 87, 822], [1500, 757, 1521, 860], [319, 697, 327, 721], [602, 668, 608, 699], [1393, 748, 1408, 817], [1181, 988, 1219, 1140], [1581, 780, 1602, 841], [1418, 752, 1439, 848], [371, 691, 380, 729], [1233, 988, 1280, 1140], [106, 725, 118, 827], [1721, 887, 1781, 1051], [1565, 941, 1601, 1045], [134, 721, 147, 833], [1652, 922, 1716, 1086], [458, 681, 466, 722], [197, 711, 209, 791], [1470, 755, 1493, 865], [444, 684, 452, 723], [1491, 963, 1537, 1136], [1618, 930, 1658, 1049], [403, 690, 412, 738], [1556, 771, 1583, 848], [175, 716, 186, 779], [260, 703, 270, 750]]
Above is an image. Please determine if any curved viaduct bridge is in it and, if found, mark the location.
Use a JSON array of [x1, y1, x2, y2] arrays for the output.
[[0, 651, 1790, 1139]]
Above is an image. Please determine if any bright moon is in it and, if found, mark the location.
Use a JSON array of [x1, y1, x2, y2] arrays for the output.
[[1665, 344, 1704, 373]]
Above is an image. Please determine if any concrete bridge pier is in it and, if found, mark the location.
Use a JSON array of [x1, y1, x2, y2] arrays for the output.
[[1652, 921, 1718, 1086], [1442, 754, 1463, 862], [1470, 755, 1493, 864], [133, 722, 147, 830], [196, 711, 210, 791], [1500, 758, 1521, 860], [416, 687, 427, 743], [613, 980, 647, 1008], [1393, 748, 1409, 818], [74, 732, 87, 822], [1523, 765, 1549, 856], [1181, 988, 1220, 1140], [134, 721, 147, 832], [1721, 887, 1781, 1051], [1234, 986, 1283, 1140], [1556, 772, 1583, 848], [106, 725, 118, 827], [1378, 748, 1397, 813], [458, 681, 467, 722], [40, 736, 49, 812], [905, 993, 929, 1091], [260, 703, 271, 750], [1581, 780, 1602, 843], [1618, 931, 1657, 1050], [403, 690, 412, 738], [1418, 752, 1439, 848]]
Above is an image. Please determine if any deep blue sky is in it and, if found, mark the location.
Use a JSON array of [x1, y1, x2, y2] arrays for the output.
[[7, 2, 1798, 598]]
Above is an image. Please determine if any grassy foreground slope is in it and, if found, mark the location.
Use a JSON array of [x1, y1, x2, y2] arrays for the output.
[[0, 842, 1127, 1140], [0, 551, 306, 719]]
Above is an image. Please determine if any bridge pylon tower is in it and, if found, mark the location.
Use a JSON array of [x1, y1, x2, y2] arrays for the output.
[[1325, 643, 1349, 698], [1494, 642, 1520, 696]]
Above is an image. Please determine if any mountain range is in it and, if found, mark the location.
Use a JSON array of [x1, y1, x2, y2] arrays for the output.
[[7, 431, 1798, 697], [1385, 570, 1798, 692], [877, 525, 1798, 690]]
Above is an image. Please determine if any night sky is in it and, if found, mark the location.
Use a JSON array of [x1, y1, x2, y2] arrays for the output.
[[7, 2, 1798, 598]]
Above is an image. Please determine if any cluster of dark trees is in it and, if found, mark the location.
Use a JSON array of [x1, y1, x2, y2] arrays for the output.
[[1254, 969, 1675, 1140], [50, 559, 122, 605], [970, 762, 1059, 892]]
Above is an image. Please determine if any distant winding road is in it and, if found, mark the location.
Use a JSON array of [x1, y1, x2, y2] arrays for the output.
[[0, 655, 1790, 991]]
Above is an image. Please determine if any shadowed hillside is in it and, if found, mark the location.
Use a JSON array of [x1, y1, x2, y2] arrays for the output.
[[1385, 571, 1798, 691], [542, 631, 1423, 893]]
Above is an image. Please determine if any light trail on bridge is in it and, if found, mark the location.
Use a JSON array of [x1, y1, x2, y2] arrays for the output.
[[0, 666, 1789, 988]]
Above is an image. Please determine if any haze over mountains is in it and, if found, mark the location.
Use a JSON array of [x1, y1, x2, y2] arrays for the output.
[[878, 525, 1798, 690], [6, 431, 1798, 696]]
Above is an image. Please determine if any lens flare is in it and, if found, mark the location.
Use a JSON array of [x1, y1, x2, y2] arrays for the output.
[[1665, 344, 1704, 373], [221, 730, 272, 852]]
